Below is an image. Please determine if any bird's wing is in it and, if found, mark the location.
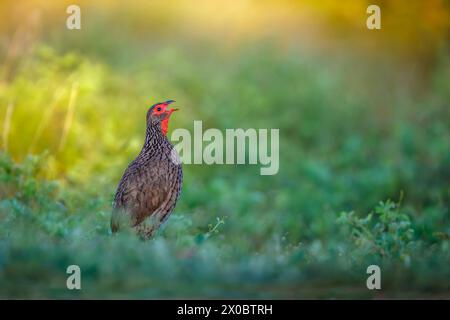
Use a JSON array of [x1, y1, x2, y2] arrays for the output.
[[112, 163, 169, 228]]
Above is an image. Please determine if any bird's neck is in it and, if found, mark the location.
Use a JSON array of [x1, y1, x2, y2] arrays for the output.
[[142, 122, 169, 153]]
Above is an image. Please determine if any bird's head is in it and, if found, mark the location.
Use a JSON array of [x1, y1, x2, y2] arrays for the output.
[[146, 100, 179, 135]]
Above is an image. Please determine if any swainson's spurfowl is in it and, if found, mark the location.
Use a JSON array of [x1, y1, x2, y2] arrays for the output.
[[111, 100, 182, 239]]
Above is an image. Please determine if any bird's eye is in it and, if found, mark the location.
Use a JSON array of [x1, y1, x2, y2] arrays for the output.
[[156, 107, 162, 112]]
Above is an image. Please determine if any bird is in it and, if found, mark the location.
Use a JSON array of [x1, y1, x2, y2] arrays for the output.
[[111, 100, 183, 239]]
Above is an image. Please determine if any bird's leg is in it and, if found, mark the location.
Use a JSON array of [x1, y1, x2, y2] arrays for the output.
[[134, 223, 158, 240]]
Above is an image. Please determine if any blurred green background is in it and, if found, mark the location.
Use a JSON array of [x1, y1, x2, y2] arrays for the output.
[[0, 0, 449, 298]]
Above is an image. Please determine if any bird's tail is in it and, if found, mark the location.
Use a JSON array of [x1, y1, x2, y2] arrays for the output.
[[110, 209, 124, 233]]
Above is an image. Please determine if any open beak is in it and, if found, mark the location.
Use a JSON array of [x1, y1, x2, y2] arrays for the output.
[[166, 108, 178, 120], [164, 100, 178, 116], [164, 107, 178, 120]]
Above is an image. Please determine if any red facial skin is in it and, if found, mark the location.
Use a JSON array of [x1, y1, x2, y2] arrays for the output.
[[152, 102, 178, 135]]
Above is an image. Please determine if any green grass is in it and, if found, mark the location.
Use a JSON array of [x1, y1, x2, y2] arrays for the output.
[[0, 152, 449, 298], [0, 3, 449, 298]]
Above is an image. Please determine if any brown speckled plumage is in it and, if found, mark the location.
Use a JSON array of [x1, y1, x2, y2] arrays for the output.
[[111, 101, 182, 239]]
